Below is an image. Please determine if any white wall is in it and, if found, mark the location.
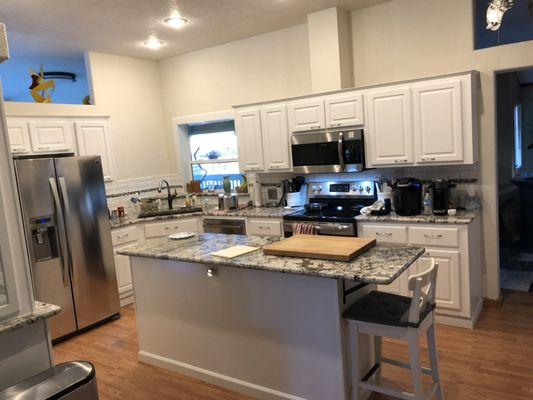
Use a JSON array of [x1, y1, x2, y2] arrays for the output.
[[86, 51, 175, 181], [159, 24, 312, 117], [351, 0, 533, 299]]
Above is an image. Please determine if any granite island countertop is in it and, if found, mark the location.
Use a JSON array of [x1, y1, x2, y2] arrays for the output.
[[356, 210, 479, 224], [119, 233, 424, 285], [0, 301, 60, 336]]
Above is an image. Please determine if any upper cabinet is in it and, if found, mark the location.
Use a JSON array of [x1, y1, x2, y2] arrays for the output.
[[260, 105, 291, 171], [7, 120, 32, 155], [235, 108, 265, 172], [28, 120, 75, 153], [365, 87, 413, 166], [287, 99, 325, 132], [412, 78, 464, 164], [75, 120, 115, 182], [325, 93, 364, 128]]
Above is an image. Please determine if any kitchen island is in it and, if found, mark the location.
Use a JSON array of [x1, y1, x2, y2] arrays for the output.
[[120, 234, 424, 400]]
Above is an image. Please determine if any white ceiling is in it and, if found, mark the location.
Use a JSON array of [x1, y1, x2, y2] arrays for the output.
[[0, 0, 390, 61]]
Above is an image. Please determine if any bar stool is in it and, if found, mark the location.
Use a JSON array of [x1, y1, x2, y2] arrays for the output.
[[343, 259, 443, 400]]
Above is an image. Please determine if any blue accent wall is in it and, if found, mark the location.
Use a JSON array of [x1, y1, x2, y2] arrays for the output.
[[476, 0, 533, 49]]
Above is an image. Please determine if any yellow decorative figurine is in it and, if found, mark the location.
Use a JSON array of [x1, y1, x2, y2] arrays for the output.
[[29, 65, 55, 103]]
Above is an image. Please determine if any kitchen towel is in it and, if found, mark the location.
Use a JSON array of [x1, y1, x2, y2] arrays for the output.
[[0, 24, 10, 63], [292, 223, 318, 235]]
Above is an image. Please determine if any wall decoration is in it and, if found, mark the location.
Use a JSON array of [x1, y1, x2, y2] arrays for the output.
[[475, 0, 533, 49], [28, 65, 55, 103]]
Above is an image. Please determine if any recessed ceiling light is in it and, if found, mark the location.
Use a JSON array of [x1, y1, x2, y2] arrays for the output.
[[164, 15, 188, 29], [143, 34, 164, 50]]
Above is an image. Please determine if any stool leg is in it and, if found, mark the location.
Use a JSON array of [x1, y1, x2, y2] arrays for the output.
[[427, 324, 444, 400], [351, 323, 360, 400], [374, 335, 382, 384], [407, 331, 425, 400]]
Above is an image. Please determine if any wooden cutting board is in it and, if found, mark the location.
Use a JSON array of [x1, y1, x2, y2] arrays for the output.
[[263, 235, 376, 262]]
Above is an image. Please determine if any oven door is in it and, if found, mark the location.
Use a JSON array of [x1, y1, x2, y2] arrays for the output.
[[291, 130, 364, 173], [283, 220, 356, 237]]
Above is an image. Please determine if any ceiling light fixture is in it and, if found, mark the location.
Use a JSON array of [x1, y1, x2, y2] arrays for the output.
[[164, 14, 188, 29], [486, 0, 514, 31], [143, 33, 164, 50]]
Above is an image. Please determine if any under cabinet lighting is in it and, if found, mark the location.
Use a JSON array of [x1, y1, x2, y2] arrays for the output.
[[143, 34, 165, 50], [486, 0, 514, 31], [164, 15, 188, 29]]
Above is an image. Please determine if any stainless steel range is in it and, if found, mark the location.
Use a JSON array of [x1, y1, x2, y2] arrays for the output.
[[283, 181, 376, 237]]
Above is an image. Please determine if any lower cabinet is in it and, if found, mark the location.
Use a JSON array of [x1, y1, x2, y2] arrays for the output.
[[144, 218, 199, 239], [246, 219, 283, 237], [114, 253, 134, 307]]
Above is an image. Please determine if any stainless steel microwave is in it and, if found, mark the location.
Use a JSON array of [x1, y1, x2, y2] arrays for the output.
[[291, 129, 365, 173]]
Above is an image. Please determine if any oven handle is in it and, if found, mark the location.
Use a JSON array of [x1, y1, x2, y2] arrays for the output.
[[338, 132, 345, 172]]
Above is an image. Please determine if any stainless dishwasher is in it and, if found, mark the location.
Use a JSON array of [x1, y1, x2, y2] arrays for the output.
[[203, 218, 246, 234]]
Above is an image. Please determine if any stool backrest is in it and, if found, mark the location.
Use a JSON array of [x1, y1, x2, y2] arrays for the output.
[[407, 258, 438, 325]]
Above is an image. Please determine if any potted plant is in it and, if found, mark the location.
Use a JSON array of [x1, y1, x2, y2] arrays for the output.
[[206, 150, 221, 160]]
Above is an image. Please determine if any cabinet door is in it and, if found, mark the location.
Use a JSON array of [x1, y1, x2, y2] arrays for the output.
[[261, 105, 291, 171], [114, 254, 133, 294], [365, 88, 413, 167], [287, 99, 325, 132], [417, 249, 461, 312], [75, 120, 115, 182], [413, 79, 464, 163], [235, 108, 264, 172], [7, 120, 31, 154], [144, 218, 199, 239], [28, 120, 74, 153], [325, 93, 364, 128]]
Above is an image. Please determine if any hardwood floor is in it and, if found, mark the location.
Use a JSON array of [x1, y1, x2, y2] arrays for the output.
[[54, 292, 533, 400]]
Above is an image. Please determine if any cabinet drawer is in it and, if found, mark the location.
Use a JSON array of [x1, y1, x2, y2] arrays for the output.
[[247, 219, 282, 236], [360, 224, 407, 244], [144, 218, 199, 238], [111, 226, 139, 247], [409, 226, 459, 248]]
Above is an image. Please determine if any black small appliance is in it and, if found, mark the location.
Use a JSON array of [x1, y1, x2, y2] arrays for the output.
[[392, 178, 422, 216], [432, 179, 450, 216]]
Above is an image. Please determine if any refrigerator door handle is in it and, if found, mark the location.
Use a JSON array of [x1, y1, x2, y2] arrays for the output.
[[48, 177, 70, 287], [57, 176, 77, 285]]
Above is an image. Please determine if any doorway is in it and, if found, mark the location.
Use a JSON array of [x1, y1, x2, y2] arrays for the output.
[[497, 68, 533, 292]]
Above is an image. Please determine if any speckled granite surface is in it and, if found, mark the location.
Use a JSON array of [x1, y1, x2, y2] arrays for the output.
[[111, 207, 300, 229], [0, 301, 60, 336], [119, 233, 424, 285], [356, 211, 479, 224]]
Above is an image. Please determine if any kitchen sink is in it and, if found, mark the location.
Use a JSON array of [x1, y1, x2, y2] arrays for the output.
[[138, 207, 203, 219]]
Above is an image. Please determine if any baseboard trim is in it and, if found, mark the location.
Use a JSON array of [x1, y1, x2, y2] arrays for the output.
[[138, 351, 307, 400], [483, 294, 504, 307]]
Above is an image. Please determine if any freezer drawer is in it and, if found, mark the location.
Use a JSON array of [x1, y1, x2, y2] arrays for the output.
[[0, 361, 98, 400]]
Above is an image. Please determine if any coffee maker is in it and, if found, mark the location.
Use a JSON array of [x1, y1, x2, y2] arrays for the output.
[[392, 178, 423, 216], [432, 179, 450, 215]]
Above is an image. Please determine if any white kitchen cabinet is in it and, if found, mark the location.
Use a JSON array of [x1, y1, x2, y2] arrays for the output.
[[247, 219, 283, 237], [417, 249, 461, 312], [260, 105, 291, 171], [114, 254, 134, 306], [28, 120, 75, 153], [6, 120, 32, 155], [287, 99, 325, 132], [144, 218, 199, 239], [325, 92, 364, 128], [235, 108, 264, 172], [75, 120, 115, 182], [365, 87, 413, 167], [413, 79, 464, 164]]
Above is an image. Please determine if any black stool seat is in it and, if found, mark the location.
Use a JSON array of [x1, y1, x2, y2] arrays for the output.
[[343, 291, 434, 328]]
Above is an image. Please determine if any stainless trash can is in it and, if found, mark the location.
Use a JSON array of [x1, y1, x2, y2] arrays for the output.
[[0, 361, 98, 399]]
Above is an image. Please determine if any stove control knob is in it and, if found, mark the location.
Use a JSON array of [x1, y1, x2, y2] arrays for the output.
[[311, 185, 317, 192], [317, 185, 323, 192], [358, 185, 363, 192], [365, 186, 371, 193], [351, 185, 358, 192]]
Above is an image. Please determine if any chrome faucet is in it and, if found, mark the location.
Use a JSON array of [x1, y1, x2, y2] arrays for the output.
[[158, 180, 176, 210]]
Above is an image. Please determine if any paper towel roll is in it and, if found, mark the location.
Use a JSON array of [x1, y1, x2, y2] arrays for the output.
[[0, 23, 10, 63]]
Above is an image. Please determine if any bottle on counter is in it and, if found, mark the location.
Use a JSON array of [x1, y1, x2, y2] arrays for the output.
[[423, 191, 433, 215], [191, 194, 197, 207], [184, 194, 192, 208]]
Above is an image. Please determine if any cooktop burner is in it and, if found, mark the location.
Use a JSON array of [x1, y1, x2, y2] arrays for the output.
[[284, 206, 364, 223]]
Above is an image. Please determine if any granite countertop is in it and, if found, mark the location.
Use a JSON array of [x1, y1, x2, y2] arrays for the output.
[[0, 301, 60, 336], [119, 233, 424, 285], [110, 206, 300, 229], [356, 211, 479, 224]]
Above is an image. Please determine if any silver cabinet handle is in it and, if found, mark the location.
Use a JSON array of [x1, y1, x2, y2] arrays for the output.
[[421, 157, 436, 161], [424, 233, 443, 239], [330, 122, 342, 127], [49, 178, 70, 287], [12, 147, 26, 153], [116, 233, 130, 239], [258, 226, 271, 230], [38, 146, 50, 151], [165, 226, 180, 230], [376, 232, 393, 237]]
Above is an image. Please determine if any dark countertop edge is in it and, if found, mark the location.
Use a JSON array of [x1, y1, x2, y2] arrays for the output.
[[120, 246, 425, 285], [0, 301, 61, 337]]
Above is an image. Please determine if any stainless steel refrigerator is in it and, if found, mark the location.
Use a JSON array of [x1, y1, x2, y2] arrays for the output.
[[14, 155, 120, 340]]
